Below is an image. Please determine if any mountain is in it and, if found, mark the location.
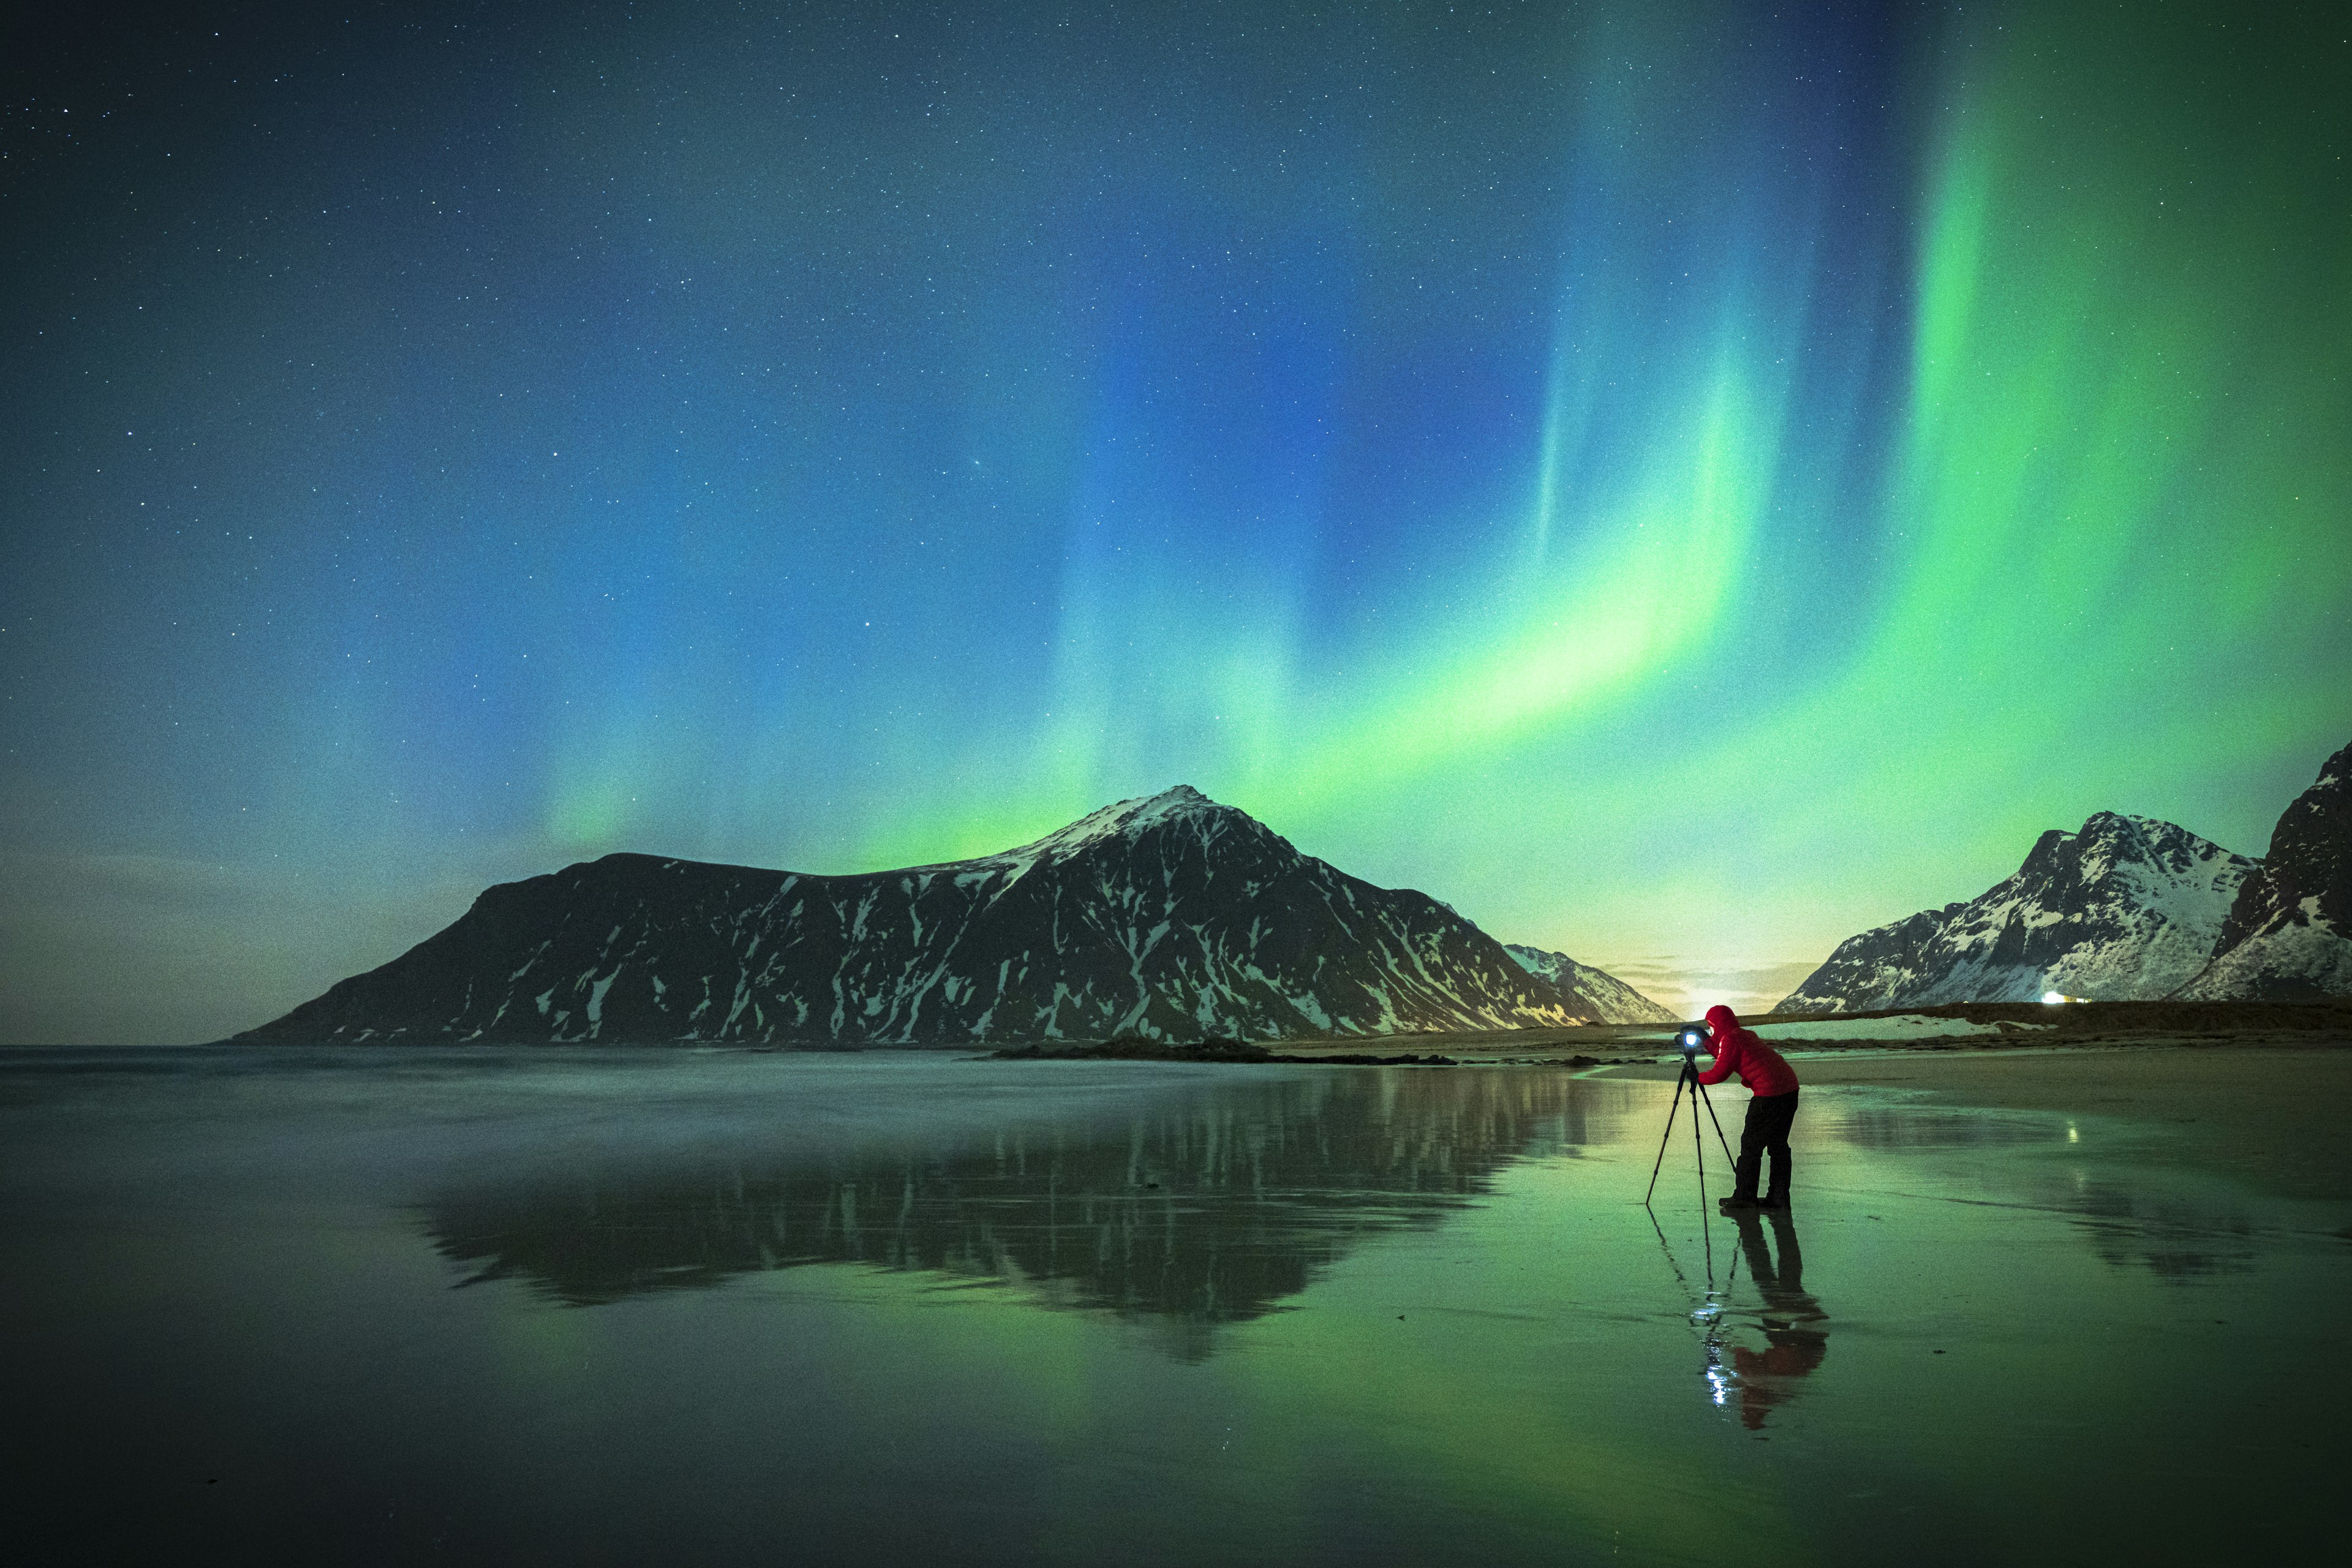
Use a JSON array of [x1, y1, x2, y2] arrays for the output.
[[2178, 741, 2352, 1000], [1777, 812, 2256, 1012], [1502, 944, 1678, 1023], [239, 786, 1599, 1045]]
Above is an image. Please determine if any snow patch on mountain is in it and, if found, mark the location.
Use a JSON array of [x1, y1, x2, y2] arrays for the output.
[[1750, 1015, 2051, 1041], [937, 785, 1237, 888], [2178, 740, 2352, 999], [2180, 909, 2352, 999]]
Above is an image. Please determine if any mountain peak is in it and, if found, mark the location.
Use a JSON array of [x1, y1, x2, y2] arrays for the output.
[[2077, 810, 2214, 848], [1125, 782, 1225, 822], [949, 785, 1256, 878]]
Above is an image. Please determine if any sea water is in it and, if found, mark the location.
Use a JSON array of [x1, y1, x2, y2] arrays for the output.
[[1, 1047, 2340, 1564]]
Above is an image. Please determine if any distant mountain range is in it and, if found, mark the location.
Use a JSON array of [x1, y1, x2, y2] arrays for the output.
[[1781, 739, 2352, 1011], [241, 786, 1673, 1045], [1504, 944, 1679, 1023]]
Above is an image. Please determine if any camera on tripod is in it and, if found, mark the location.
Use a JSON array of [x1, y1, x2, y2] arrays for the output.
[[1649, 1024, 1736, 1208]]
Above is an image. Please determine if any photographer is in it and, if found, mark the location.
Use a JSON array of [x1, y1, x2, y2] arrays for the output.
[[1694, 1004, 1800, 1210]]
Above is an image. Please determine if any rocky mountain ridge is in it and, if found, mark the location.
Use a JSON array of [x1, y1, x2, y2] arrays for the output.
[[241, 786, 1660, 1045], [1503, 944, 1678, 1024], [1781, 737, 2352, 1009], [1777, 812, 2255, 1012], [2180, 742, 2352, 999]]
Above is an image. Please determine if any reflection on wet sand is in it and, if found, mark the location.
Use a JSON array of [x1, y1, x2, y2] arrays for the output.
[[2066, 1177, 2260, 1279], [1826, 1097, 2266, 1279], [423, 1068, 1620, 1349], [1727, 1211, 1828, 1430], [1830, 1104, 2054, 1150], [1658, 1207, 1830, 1431]]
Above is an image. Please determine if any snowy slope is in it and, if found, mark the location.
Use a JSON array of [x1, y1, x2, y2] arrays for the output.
[[1744, 1016, 2051, 1041], [241, 786, 1600, 1044], [1777, 813, 2256, 1012], [2179, 741, 2352, 999], [1502, 944, 1678, 1023]]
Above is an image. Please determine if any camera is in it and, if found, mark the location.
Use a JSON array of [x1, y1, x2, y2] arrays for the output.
[[1676, 1027, 1709, 1057]]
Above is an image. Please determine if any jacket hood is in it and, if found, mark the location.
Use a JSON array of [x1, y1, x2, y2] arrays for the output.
[[1705, 1005, 1743, 1037]]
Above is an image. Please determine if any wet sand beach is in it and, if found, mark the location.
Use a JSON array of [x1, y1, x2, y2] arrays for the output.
[[1598, 1043, 2352, 1200], [4, 1041, 2346, 1565], [1267, 1006, 2352, 1202]]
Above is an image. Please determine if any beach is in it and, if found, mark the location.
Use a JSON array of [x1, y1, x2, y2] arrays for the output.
[[4, 1040, 2345, 1564]]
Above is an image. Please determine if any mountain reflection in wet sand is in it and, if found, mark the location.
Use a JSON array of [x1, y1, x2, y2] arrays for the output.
[[424, 1070, 1602, 1341]]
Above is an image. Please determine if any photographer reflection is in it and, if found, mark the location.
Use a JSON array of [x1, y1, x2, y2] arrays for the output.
[[1727, 1208, 1828, 1430]]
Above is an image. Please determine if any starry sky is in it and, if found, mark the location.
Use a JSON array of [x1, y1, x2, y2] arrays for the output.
[[4, 1, 2346, 1043]]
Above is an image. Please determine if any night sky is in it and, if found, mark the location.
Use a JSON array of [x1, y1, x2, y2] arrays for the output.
[[4, 1, 2346, 1043]]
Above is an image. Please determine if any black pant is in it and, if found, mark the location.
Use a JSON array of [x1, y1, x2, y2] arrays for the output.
[[1735, 1088, 1798, 1202]]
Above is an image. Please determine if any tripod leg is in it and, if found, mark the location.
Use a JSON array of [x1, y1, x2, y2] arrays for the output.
[[1692, 1067, 1709, 1208], [1643, 1067, 1689, 1207], [1694, 1079, 1738, 1169]]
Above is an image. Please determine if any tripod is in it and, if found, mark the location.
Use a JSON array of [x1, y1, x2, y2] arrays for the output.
[[1643, 1047, 1739, 1208]]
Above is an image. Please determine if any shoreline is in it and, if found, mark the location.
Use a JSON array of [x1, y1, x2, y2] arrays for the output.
[[1604, 1041, 2352, 1205]]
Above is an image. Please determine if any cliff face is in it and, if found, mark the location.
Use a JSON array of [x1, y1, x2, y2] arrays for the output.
[[1778, 812, 2255, 1012], [2179, 742, 2352, 1000], [240, 786, 1595, 1044]]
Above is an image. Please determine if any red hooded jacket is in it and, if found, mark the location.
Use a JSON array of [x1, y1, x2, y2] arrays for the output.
[[1694, 1005, 1799, 1097]]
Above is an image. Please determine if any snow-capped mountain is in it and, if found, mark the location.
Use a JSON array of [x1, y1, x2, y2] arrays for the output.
[[2179, 741, 2352, 1000], [239, 786, 1599, 1044], [1777, 812, 2256, 1012], [1502, 944, 1678, 1023]]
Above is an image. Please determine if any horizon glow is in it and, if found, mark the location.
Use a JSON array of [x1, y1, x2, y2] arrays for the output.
[[3, 1, 2345, 1041]]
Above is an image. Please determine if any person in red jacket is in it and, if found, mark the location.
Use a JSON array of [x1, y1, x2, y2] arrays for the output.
[[1694, 1003, 1800, 1210]]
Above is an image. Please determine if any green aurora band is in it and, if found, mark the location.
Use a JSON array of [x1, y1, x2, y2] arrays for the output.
[[2, 0, 2345, 1037], [848, 3, 2350, 1009]]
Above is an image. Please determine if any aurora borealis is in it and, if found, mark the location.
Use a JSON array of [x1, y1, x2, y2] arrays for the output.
[[4, 1, 2346, 1042]]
